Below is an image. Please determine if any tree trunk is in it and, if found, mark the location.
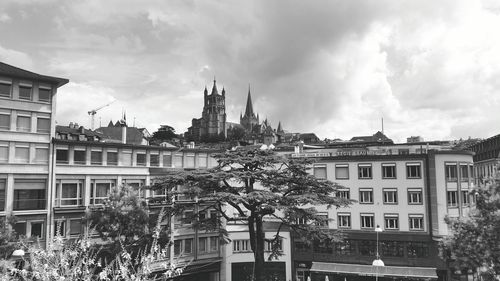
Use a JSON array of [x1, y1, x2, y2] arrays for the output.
[[249, 215, 266, 281]]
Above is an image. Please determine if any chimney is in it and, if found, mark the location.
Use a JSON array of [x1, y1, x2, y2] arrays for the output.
[[294, 141, 304, 154], [74, 123, 79, 128], [121, 122, 127, 144], [69, 122, 74, 128]]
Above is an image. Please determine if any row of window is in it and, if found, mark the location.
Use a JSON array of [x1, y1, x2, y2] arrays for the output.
[[445, 163, 474, 182], [313, 163, 422, 180], [174, 236, 219, 256], [0, 78, 52, 103], [233, 238, 283, 253], [0, 142, 50, 164], [297, 240, 429, 258], [0, 109, 51, 133], [56, 147, 216, 168], [447, 190, 475, 207], [0, 179, 47, 211], [338, 188, 423, 205], [335, 213, 425, 231]]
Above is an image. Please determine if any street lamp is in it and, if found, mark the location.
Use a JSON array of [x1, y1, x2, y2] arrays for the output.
[[372, 225, 384, 281]]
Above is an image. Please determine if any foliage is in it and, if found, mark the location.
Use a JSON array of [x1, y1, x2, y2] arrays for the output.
[[151, 148, 352, 281], [3, 212, 183, 281], [0, 216, 19, 260], [440, 173, 500, 279], [86, 185, 169, 256], [150, 125, 178, 145]]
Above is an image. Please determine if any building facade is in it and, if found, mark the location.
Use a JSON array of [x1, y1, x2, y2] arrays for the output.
[[467, 133, 500, 185], [286, 144, 474, 281], [0, 62, 68, 241]]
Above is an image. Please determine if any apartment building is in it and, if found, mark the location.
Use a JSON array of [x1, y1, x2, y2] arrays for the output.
[[467, 133, 500, 185], [0, 62, 68, 241], [285, 144, 474, 281], [53, 124, 223, 280]]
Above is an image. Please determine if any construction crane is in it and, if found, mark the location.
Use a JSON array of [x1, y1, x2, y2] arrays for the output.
[[88, 100, 115, 130]]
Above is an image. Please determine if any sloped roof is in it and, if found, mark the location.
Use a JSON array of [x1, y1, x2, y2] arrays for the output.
[[96, 126, 148, 145], [56, 125, 103, 138], [0, 61, 69, 87], [351, 131, 392, 143]]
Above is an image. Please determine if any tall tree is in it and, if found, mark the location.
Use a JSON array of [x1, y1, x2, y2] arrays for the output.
[[440, 175, 500, 280], [151, 148, 352, 281], [150, 125, 178, 145]]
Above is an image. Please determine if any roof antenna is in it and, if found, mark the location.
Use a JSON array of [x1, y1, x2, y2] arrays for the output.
[[381, 117, 384, 134]]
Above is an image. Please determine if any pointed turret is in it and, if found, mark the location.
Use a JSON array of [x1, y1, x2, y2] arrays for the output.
[[244, 85, 255, 117], [107, 120, 114, 127], [222, 87, 225, 97], [277, 121, 283, 133], [204, 85, 208, 105], [211, 78, 218, 95]]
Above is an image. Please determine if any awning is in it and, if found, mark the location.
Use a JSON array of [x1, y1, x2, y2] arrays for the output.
[[311, 262, 438, 279]]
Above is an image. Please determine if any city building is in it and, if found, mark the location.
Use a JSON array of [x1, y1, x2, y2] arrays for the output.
[[0, 61, 68, 241], [467, 133, 500, 185], [284, 142, 474, 281]]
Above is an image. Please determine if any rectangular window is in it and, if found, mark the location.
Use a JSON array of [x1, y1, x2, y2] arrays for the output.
[[174, 240, 181, 255], [335, 240, 353, 255], [56, 180, 83, 207], [90, 180, 115, 205], [30, 221, 44, 238], [316, 213, 328, 227], [358, 164, 372, 179], [36, 114, 51, 133], [382, 163, 396, 179], [184, 238, 193, 254], [210, 236, 218, 252], [407, 242, 429, 258], [150, 154, 159, 167], [16, 112, 31, 132], [409, 215, 424, 231], [185, 153, 195, 168], [91, 150, 102, 165], [338, 188, 350, 199], [265, 238, 283, 252], [107, 151, 118, 166], [74, 149, 86, 165], [338, 213, 351, 228], [38, 87, 51, 103], [233, 239, 251, 253], [460, 164, 469, 181], [408, 188, 423, 204], [198, 153, 207, 168], [406, 163, 422, 178], [15, 143, 30, 163], [384, 214, 399, 230], [0, 81, 12, 97], [163, 152, 172, 167], [19, 84, 32, 100], [119, 150, 132, 166], [0, 180, 5, 211], [313, 165, 327, 179], [445, 164, 458, 181], [69, 219, 82, 236], [0, 110, 10, 130], [173, 153, 183, 168], [136, 153, 146, 166], [13, 179, 46, 210], [34, 145, 49, 164], [199, 237, 208, 253], [14, 222, 27, 237], [383, 189, 398, 204], [359, 240, 376, 256], [398, 149, 410, 155], [381, 241, 404, 257], [361, 214, 374, 228], [0, 142, 8, 163], [447, 191, 458, 207], [56, 149, 69, 164], [462, 190, 470, 205], [359, 188, 373, 204], [335, 164, 349, 179]]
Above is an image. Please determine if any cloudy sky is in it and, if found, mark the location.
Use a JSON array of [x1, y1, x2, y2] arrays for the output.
[[1, 0, 499, 142]]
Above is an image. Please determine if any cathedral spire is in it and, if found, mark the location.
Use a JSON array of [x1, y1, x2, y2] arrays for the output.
[[211, 77, 219, 95], [277, 121, 283, 133], [244, 84, 254, 117]]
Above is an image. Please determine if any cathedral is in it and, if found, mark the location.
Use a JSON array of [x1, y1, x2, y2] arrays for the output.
[[186, 80, 285, 144], [186, 79, 227, 142]]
